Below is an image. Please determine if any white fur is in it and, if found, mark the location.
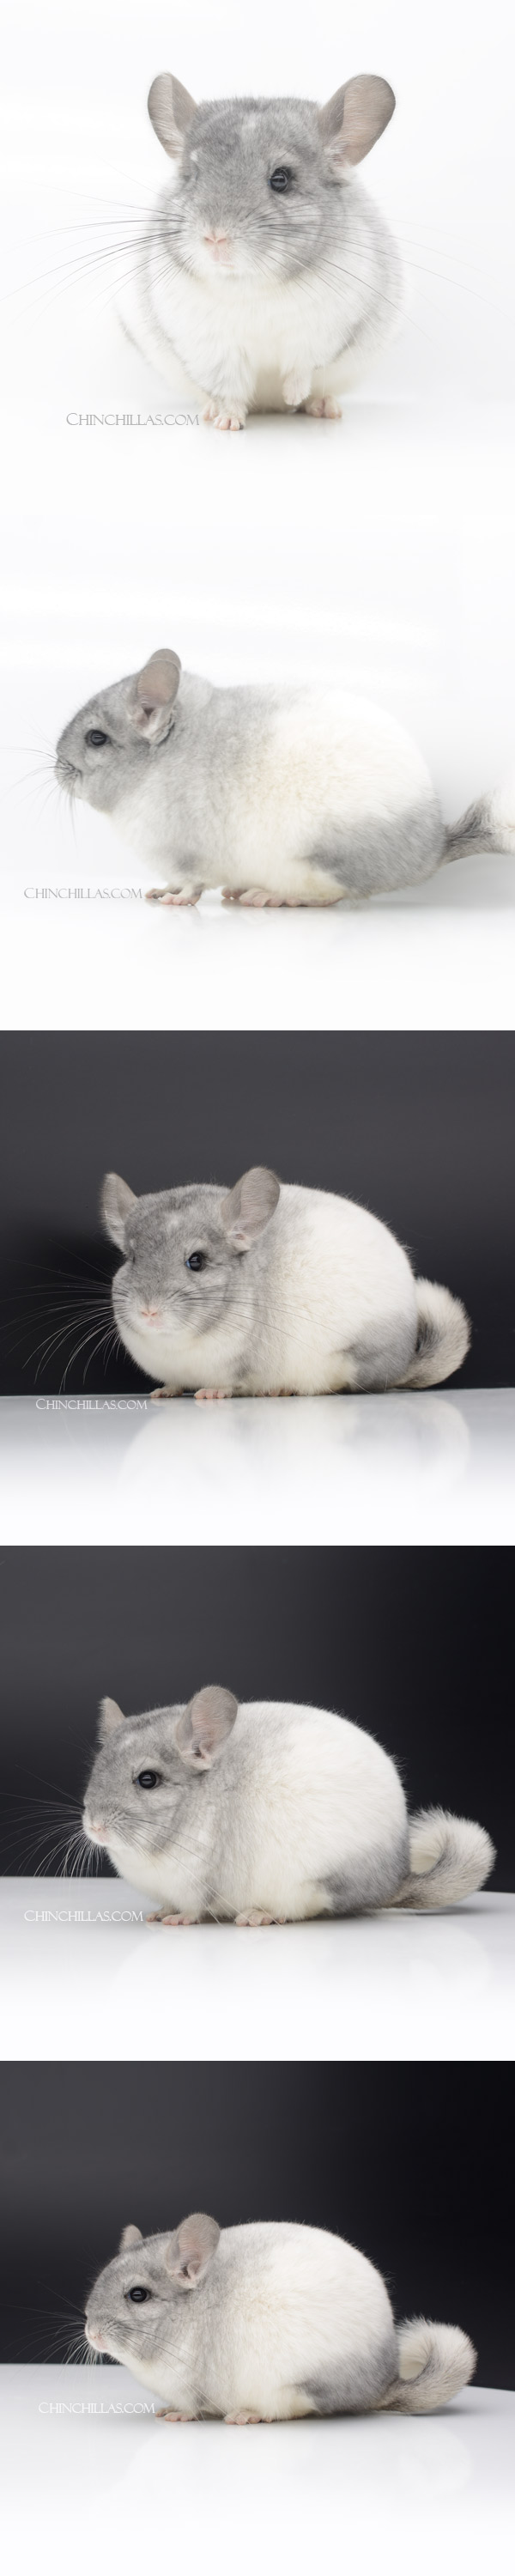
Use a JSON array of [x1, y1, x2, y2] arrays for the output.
[[382, 2319, 476, 2412], [394, 1807, 495, 1908], [487, 772, 515, 853], [395, 1280, 470, 1390]]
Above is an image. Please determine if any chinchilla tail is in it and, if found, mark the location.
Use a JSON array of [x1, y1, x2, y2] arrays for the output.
[[391, 1807, 495, 1910], [444, 775, 515, 863], [396, 1279, 470, 1388], [379, 2319, 476, 2414]]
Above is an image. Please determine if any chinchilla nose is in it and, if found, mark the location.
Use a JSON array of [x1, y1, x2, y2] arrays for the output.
[[86, 1815, 106, 1838], [140, 1304, 161, 1321], [204, 228, 229, 247]]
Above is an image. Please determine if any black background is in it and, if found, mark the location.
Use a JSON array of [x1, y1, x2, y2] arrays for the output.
[[1, 2063, 513, 2383], [2, 1546, 512, 1884], [1, 1033, 514, 1389]]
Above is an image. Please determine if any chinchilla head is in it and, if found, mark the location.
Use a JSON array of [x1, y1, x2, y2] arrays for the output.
[[148, 72, 396, 283], [85, 2215, 221, 2365], [100, 1166, 281, 1354], [82, 1686, 239, 1862], [55, 650, 182, 812]]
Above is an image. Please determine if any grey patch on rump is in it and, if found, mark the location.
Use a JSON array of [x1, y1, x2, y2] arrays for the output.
[[342, 1309, 417, 1391], [309, 796, 444, 897], [302, 2327, 398, 2415], [323, 1824, 409, 1917]]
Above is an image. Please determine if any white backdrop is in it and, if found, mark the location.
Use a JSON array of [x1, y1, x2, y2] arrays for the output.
[[1, 0, 515, 1030]]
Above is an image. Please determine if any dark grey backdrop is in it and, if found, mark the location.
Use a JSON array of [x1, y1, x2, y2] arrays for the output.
[[1, 2063, 513, 2385], [0, 1034, 513, 1389], [1, 1546, 512, 1886]]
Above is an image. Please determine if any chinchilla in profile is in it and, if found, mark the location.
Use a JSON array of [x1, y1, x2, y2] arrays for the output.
[[85, 2212, 476, 2420], [82, 1685, 494, 1925], [100, 1163, 470, 1399], [55, 651, 515, 908], [118, 70, 403, 428]]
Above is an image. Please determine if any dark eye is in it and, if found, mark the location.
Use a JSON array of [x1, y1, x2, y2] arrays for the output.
[[85, 728, 110, 749], [128, 2286, 150, 2303], [136, 1770, 161, 1789], [186, 1252, 206, 1272], [270, 167, 293, 192]]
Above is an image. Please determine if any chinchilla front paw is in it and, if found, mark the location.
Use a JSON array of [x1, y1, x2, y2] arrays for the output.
[[203, 399, 247, 431]]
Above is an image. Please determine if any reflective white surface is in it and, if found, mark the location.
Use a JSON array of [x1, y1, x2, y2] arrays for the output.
[[3, 2372, 513, 2576], [1, 1392, 514, 1544], [2, 1882, 513, 2062]]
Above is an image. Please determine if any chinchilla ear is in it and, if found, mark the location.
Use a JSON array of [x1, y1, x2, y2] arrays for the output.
[[318, 75, 395, 167], [101, 1172, 138, 1249], [128, 650, 182, 744], [99, 1697, 125, 1741], [148, 73, 197, 156], [165, 2214, 221, 2290], [119, 2225, 143, 2251], [174, 1686, 239, 1772], [220, 1167, 281, 1252]]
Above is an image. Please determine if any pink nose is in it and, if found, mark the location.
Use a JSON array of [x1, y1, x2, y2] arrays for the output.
[[204, 228, 229, 246], [140, 1305, 161, 1320], [88, 1818, 105, 1837]]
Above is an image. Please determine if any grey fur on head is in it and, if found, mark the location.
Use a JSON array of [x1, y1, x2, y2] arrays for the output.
[[146, 76, 396, 287]]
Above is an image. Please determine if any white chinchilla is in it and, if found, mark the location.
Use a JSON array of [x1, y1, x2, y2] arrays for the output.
[[55, 651, 515, 908], [118, 71, 403, 428], [82, 1684, 494, 1926], [85, 2213, 476, 2420], [100, 1163, 471, 1400]]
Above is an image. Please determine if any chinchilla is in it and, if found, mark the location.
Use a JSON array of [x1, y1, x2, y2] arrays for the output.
[[118, 71, 403, 427], [100, 1163, 471, 1399], [85, 2212, 476, 2420], [82, 1683, 494, 1925], [55, 651, 515, 908]]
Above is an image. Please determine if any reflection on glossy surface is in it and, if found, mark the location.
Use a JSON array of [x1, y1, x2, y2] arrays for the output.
[[3, 2371, 513, 2576], [1, 1392, 514, 1543], [2, 1883, 513, 2062]]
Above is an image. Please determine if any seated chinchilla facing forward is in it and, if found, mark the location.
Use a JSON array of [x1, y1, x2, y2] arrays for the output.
[[118, 71, 403, 428], [82, 1686, 494, 1925], [85, 2212, 476, 2421], [55, 650, 515, 908], [100, 1163, 470, 1400]]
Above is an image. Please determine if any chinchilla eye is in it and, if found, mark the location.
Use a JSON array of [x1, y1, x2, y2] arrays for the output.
[[136, 1769, 161, 1789], [128, 2286, 151, 2303], [85, 728, 110, 748], [270, 167, 293, 192], [186, 1251, 206, 1272]]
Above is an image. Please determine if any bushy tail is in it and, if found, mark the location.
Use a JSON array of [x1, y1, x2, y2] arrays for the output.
[[379, 2318, 476, 2414], [397, 1279, 470, 1388], [445, 774, 515, 865], [391, 1806, 495, 1910]]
